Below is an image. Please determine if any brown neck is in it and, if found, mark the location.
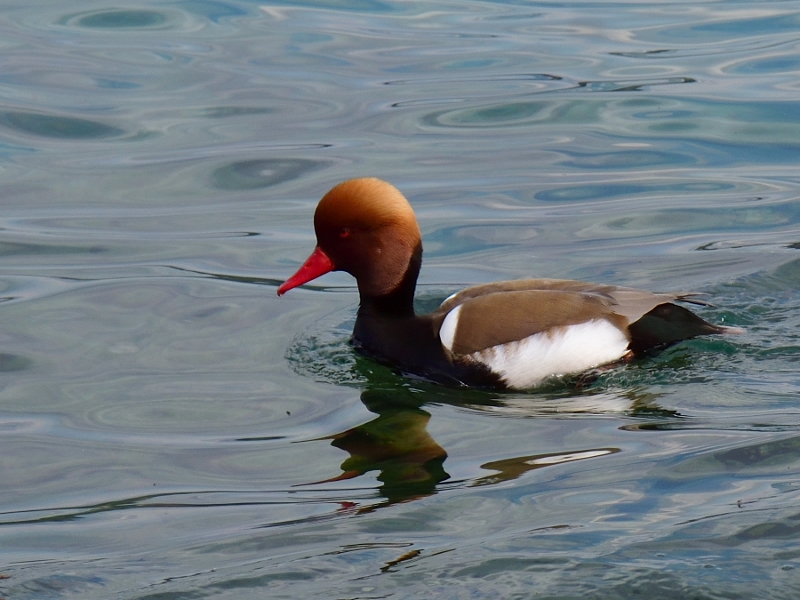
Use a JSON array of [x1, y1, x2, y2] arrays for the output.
[[357, 243, 422, 319]]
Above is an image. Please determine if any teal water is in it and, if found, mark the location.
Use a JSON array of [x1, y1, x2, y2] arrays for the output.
[[2, 1, 800, 598]]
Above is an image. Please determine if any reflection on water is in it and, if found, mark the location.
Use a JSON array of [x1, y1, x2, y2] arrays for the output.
[[304, 385, 631, 509], [308, 389, 449, 508], [474, 448, 619, 487], [292, 345, 680, 509]]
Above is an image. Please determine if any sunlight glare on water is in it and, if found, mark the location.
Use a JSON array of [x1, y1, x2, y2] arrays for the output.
[[2, 0, 800, 598]]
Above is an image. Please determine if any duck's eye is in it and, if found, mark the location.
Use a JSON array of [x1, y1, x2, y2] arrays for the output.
[[339, 228, 351, 239]]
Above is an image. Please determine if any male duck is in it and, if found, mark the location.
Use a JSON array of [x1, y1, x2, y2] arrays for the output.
[[278, 178, 740, 389]]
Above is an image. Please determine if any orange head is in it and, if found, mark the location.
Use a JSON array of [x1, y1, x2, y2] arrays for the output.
[[277, 178, 421, 297]]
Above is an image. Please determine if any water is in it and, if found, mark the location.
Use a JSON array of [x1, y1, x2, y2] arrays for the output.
[[2, 0, 800, 597]]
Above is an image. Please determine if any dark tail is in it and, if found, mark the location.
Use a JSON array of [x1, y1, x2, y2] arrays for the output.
[[628, 303, 743, 355]]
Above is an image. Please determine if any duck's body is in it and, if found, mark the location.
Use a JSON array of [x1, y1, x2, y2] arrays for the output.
[[278, 178, 740, 389]]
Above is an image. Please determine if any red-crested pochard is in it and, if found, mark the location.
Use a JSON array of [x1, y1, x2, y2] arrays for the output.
[[278, 178, 741, 389]]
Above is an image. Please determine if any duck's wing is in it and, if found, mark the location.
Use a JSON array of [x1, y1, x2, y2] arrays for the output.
[[435, 280, 739, 356], [438, 278, 679, 314], [435, 288, 629, 356]]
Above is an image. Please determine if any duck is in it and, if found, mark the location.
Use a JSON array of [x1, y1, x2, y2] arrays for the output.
[[277, 177, 741, 389]]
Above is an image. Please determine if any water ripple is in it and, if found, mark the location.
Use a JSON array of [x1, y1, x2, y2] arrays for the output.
[[62, 10, 171, 30], [56, 8, 193, 31], [0, 111, 126, 140], [211, 158, 330, 190]]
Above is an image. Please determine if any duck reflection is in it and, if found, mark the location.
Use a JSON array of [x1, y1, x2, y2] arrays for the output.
[[318, 389, 448, 506], [473, 448, 620, 487], [303, 357, 674, 510]]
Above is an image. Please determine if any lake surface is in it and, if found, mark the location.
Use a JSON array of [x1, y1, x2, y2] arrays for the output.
[[2, 0, 800, 598]]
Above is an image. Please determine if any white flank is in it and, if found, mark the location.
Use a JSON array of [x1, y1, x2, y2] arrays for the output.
[[468, 319, 630, 389], [439, 304, 462, 352]]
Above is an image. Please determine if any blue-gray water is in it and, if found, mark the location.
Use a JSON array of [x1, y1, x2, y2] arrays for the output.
[[3, 1, 800, 598]]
